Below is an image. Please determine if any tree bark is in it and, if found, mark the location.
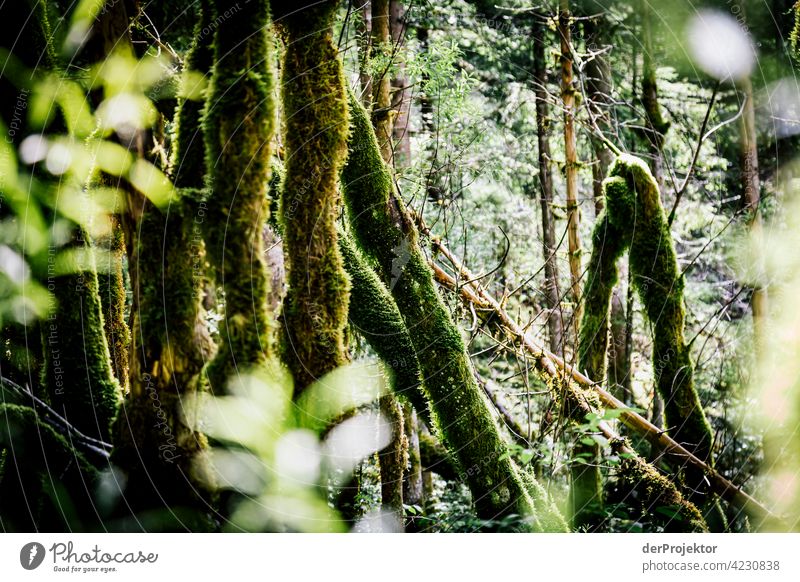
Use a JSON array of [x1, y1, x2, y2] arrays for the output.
[[739, 75, 767, 354], [370, 1, 408, 526], [371, 0, 394, 164], [390, 0, 411, 169], [277, 4, 350, 393], [533, 18, 565, 357], [558, 0, 583, 326], [356, 1, 373, 108], [112, 0, 216, 512], [640, 1, 669, 191]]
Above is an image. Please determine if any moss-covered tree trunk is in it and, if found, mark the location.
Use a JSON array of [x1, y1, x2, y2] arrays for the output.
[[367, 0, 409, 525], [342, 93, 566, 531], [339, 232, 427, 417], [97, 217, 129, 390], [583, 14, 630, 401], [276, 3, 350, 394], [112, 0, 216, 511], [203, 0, 277, 393], [42, 232, 121, 443], [584, 154, 722, 528]]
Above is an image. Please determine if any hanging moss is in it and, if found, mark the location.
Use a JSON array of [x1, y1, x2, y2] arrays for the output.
[[0, 403, 101, 531], [96, 218, 130, 390], [277, 4, 351, 393], [41, 232, 121, 442], [341, 92, 566, 531], [339, 231, 428, 419], [202, 0, 277, 392]]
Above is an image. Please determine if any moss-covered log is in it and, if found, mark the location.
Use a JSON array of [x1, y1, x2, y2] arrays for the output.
[[614, 449, 707, 532], [111, 1, 216, 510], [341, 92, 566, 531], [277, 4, 351, 393], [202, 0, 277, 392]]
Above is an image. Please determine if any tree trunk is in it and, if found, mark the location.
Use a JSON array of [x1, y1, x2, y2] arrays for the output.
[[276, 4, 351, 393], [371, 0, 394, 164], [111, 0, 216, 512], [96, 217, 130, 391], [639, 1, 670, 430], [533, 18, 565, 357], [640, 1, 669, 191], [342, 92, 567, 531], [559, 0, 599, 530], [356, 1, 373, 107], [558, 0, 583, 326], [604, 156, 723, 529], [584, 15, 615, 215], [370, 1, 407, 526], [402, 403, 425, 528], [390, 0, 411, 169], [739, 75, 767, 354]]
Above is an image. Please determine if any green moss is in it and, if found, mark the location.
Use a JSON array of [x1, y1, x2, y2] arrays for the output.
[[378, 394, 407, 516], [111, 2, 217, 511], [418, 428, 457, 480], [617, 454, 707, 532], [580, 154, 721, 526], [609, 155, 714, 463], [578, 212, 629, 383], [573, 184, 632, 529], [171, 0, 215, 192], [0, 403, 101, 531], [339, 231, 428, 418], [42, 231, 121, 442], [202, 0, 277, 391], [278, 4, 351, 393], [520, 468, 571, 533], [96, 219, 129, 390], [341, 92, 566, 531]]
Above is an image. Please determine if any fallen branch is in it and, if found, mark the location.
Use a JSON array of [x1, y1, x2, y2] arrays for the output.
[[416, 215, 779, 525], [0, 376, 112, 460]]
